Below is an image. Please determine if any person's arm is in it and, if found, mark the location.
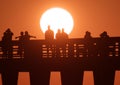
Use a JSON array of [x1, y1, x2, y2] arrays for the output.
[[15, 36, 19, 39], [30, 35, 36, 38]]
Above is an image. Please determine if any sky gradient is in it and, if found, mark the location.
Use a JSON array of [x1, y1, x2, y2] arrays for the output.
[[0, 0, 120, 39]]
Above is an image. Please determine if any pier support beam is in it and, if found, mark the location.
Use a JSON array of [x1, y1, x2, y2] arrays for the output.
[[61, 68, 84, 85], [2, 70, 18, 85], [30, 69, 50, 85], [93, 58, 115, 85]]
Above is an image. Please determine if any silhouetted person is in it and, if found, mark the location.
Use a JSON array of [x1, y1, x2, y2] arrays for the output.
[[45, 25, 54, 56], [99, 31, 109, 56], [84, 31, 95, 57], [61, 28, 68, 56], [61, 28, 68, 39], [84, 31, 92, 39], [56, 29, 61, 40], [15, 32, 24, 57], [24, 31, 36, 41], [45, 25, 54, 41], [56, 28, 68, 40], [1, 28, 13, 59], [100, 31, 109, 38], [56, 29, 68, 57], [1, 32, 7, 58], [55, 29, 62, 56]]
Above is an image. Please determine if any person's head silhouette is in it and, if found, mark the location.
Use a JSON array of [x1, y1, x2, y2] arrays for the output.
[[6, 28, 11, 33], [20, 32, 24, 36], [25, 31, 28, 35], [48, 25, 50, 30], [100, 31, 109, 38], [62, 28, 65, 33], [103, 31, 107, 35], [86, 31, 91, 36], [57, 29, 61, 33]]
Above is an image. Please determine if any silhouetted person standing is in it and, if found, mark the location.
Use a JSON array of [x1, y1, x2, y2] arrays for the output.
[[45, 25, 54, 41], [56, 29, 62, 56], [100, 31, 109, 38], [84, 31, 95, 57], [1, 28, 13, 59], [99, 31, 109, 56], [56, 28, 68, 57], [45, 25, 54, 56], [84, 31, 92, 39], [24, 31, 36, 41], [61, 28, 68, 40], [56, 29, 61, 40], [15, 32, 24, 57], [61, 28, 68, 56], [2, 32, 7, 58]]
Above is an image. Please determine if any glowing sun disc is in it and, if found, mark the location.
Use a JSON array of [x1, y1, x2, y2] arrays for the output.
[[40, 7, 74, 35]]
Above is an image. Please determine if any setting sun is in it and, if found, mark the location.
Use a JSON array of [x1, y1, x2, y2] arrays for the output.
[[40, 7, 74, 35]]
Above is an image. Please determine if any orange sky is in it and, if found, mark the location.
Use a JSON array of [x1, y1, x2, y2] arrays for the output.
[[0, 0, 120, 40], [0, 0, 120, 85]]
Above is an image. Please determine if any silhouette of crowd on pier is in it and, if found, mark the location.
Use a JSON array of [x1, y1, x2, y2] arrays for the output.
[[83, 31, 110, 57], [1, 29, 36, 58], [0, 26, 112, 59]]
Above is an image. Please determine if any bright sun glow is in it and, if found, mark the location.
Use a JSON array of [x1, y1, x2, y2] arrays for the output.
[[40, 7, 74, 35]]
